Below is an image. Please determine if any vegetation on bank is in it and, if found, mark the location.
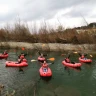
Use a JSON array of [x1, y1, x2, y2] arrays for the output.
[[0, 21, 96, 44]]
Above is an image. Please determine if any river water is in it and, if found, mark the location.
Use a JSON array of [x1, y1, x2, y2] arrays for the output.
[[0, 49, 96, 96]]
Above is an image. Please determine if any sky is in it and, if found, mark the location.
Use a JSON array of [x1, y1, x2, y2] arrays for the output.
[[0, 0, 96, 29]]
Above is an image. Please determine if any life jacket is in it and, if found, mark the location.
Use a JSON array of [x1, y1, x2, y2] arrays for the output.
[[81, 55, 84, 59], [20, 55, 25, 59], [65, 58, 70, 63], [22, 59, 27, 62], [42, 63, 48, 68], [3, 52, 8, 55]]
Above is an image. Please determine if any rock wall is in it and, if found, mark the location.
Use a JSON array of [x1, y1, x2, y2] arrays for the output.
[[0, 42, 95, 52]]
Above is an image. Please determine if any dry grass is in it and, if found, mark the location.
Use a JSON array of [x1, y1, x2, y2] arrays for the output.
[[0, 22, 96, 44]]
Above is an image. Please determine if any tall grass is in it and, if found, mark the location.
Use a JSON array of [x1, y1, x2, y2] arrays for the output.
[[0, 21, 96, 44]]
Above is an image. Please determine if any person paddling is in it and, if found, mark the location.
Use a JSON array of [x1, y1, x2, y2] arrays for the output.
[[64, 54, 75, 64], [79, 53, 87, 59], [17, 58, 23, 63], [40, 53, 44, 58], [17, 53, 25, 63], [17, 53, 27, 63], [38, 51, 46, 63], [64, 58, 71, 63], [2, 50, 8, 55], [38, 51, 48, 57], [42, 61, 48, 72], [18, 53, 25, 59], [17, 58, 27, 64], [64, 54, 71, 63]]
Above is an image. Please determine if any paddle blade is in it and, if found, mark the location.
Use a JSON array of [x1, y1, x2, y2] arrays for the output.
[[73, 52, 78, 54], [48, 62, 54, 65], [90, 55, 93, 57], [47, 58, 55, 61], [61, 54, 65, 56], [31, 60, 37, 62]]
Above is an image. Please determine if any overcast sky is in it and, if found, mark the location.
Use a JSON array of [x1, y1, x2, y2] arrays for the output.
[[0, 0, 96, 29]]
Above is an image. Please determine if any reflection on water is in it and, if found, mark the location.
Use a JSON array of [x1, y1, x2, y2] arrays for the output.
[[40, 76, 52, 83], [0, 49, 96, 96], [19, 67, 24, 74], [65, 67, 81, 75]]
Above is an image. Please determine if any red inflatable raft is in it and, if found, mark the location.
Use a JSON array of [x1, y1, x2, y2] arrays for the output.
[[5, 60, 28, 67], [38, 56, 46, 62], [0, 54, 8, 59], [79, 57, 92, 63], [39, 67, 52, 77], [62, 60, 81, 68]]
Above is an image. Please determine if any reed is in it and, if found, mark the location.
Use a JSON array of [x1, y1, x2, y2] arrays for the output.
[[0, 20, 95, 44]]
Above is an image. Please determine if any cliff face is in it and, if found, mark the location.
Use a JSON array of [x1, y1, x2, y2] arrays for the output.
[[0, 42, 95, 52]]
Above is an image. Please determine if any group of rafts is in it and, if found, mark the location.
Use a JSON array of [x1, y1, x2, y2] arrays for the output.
[[0, 52, 92, 78]]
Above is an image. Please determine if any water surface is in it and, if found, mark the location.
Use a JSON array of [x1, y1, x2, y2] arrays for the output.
[[0, 49, 96, 96]]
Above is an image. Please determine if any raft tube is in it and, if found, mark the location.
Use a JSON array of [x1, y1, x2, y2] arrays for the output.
[[5, 61, 28, 67], [39, 67, 52, 77], [79, 57, 92, 63], [38, 56, 46, 62], [0, 54, 8, 59], [62, 60, 81, 68]]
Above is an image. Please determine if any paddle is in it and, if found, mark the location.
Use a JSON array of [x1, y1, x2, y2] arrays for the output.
[[18, 53, 28, 58], [37, 51, 48, 56], [47, 58, 55, 61], [67, 54, 70, 58], [31, 57, 55, 62], [37, 51, 41, 55], [73, 52, 78, 54], [89, 54, 93, 57], [31, 60, 37, 62], [73, 51, 93, 57], [40, 61, 54, 65], [47, 62, 54, 65], [61, 54, 66, 56]]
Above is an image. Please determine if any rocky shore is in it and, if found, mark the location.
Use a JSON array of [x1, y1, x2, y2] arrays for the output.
[[0, 42, 96, 53]]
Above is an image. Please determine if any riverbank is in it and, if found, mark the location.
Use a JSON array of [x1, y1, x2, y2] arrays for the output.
[[0, 42, 96, 53]]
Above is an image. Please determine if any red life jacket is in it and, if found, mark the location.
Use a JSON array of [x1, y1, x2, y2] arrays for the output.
[[22, 59, 27, 62], [42, 63, 48, 68], [65, 58, 70, 63], [20, 55, 25, 59], [3, 52, 8, 55], [81, 55, 84, 59]]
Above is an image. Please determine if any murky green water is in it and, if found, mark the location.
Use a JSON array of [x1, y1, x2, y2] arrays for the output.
[[0, 49, 96, 96]]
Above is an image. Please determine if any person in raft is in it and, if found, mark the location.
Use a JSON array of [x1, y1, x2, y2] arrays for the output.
[[17, 58, 27, 63], [40, 53, 44, 58], [2, 50, 8, 55], [42, 61, 48, 72], [38, 51, 48, 57], [18, 53, 28, 59], [64, 58, 71, 63], [18, 53, 25, 59], [37, 51, 44, 58], [17, 53, 27, 63], [79, 53, 87, 59]]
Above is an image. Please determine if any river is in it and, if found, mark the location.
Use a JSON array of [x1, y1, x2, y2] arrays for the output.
[[0, 49, 96, 96]]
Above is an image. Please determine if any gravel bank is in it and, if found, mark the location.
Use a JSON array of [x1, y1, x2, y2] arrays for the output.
[[0, 42, 95, 53]]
